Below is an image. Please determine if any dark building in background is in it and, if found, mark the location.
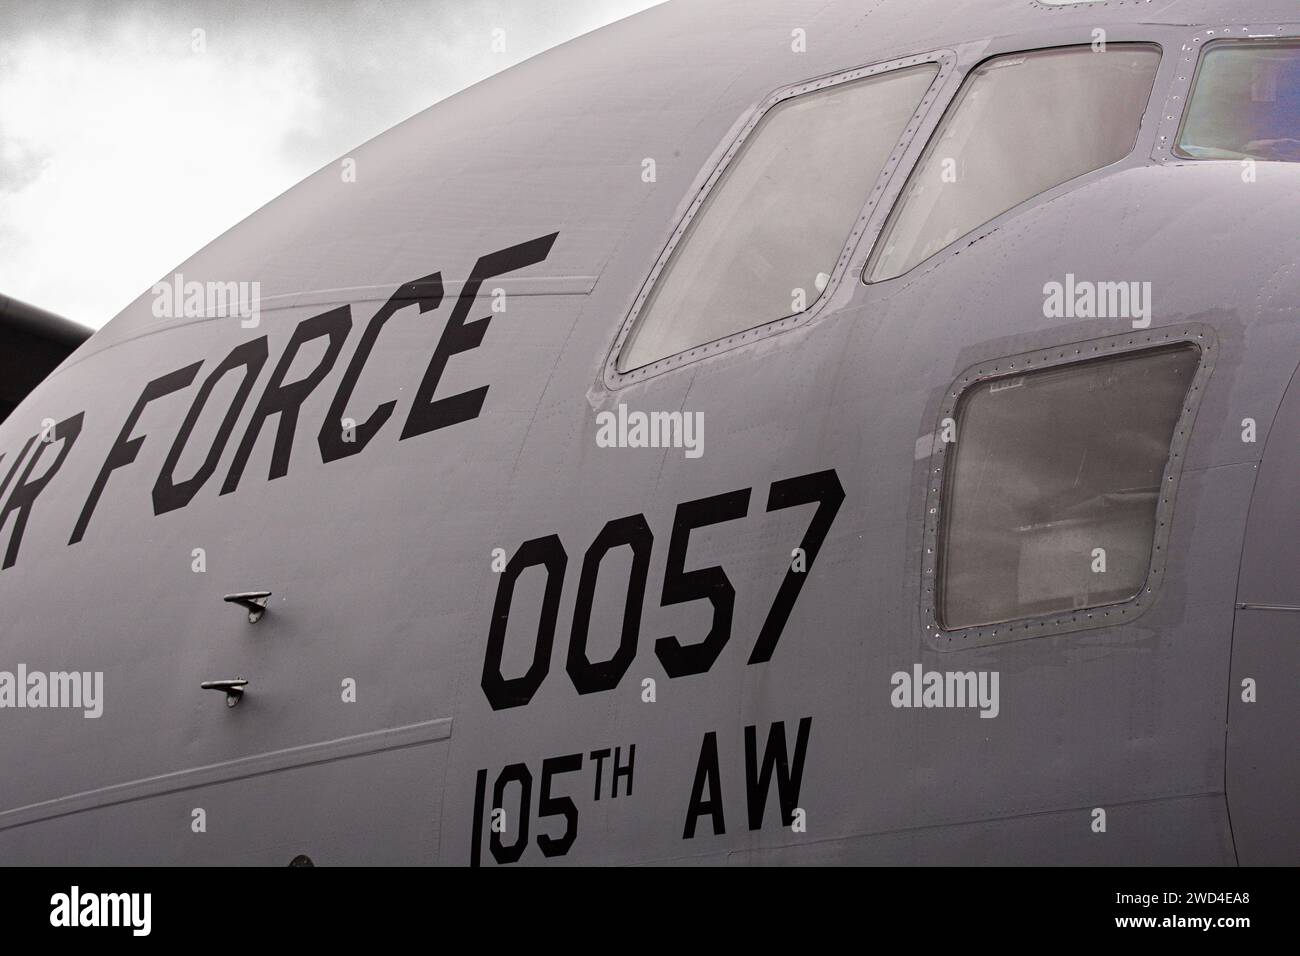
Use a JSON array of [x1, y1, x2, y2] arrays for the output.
[[0, 294, 90, 422]]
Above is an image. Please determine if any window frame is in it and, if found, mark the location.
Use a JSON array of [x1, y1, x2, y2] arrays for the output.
[[919, 325, 1216, 650], [1151, 25, 1300, 166], [1170, 35, 1300, 162], [603, 50, 957, 388], [1031, 0, 1147, 7], [863, 41, 1165, 285]]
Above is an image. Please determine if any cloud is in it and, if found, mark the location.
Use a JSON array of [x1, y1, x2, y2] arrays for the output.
[[0, 0, 659, 329]]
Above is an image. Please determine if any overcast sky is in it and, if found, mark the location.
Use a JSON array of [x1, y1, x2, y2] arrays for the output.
[[0, 0, 660, 330]]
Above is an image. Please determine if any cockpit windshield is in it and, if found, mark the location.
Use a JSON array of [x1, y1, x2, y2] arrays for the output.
[[1176, 40, 1300, 162]]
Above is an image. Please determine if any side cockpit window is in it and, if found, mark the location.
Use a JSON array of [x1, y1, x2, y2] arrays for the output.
[[867, 45, 1162, 283], [1176, 40, 1300, 162], [935, 343, 1203, 635], [616, 63, 940, 373]]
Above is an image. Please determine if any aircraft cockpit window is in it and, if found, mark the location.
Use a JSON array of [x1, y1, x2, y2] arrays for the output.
[[867, 45, 1162, 283], [937, 344, 1201, 631], [616, 63, 939, 372], [1175, 40, 1300, 162]]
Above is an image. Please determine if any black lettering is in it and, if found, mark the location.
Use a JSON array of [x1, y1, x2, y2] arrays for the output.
[[611, 744, 634, 799], [749, 471, 844, 664], [221, 307, 350, 494], [683, 731, 725, 839], [589, 748, 610, 801], [0, 436, 37, 505], [319, 274, 442, 463], [566, 513, 652, 694], [152, 337, 268, 515], [536, 753, 582, 858], [655, 489, 750, 677], [70, 362, 201, 544], [489, 763, 532, 865], [470, 767, 487, 867], [0, 413, 84, 570], [744, 717, 812, 830], [400, 232, 558, 440], [481, 534, 567, 710]]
